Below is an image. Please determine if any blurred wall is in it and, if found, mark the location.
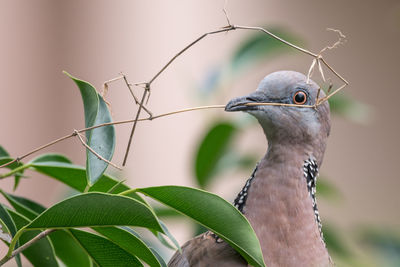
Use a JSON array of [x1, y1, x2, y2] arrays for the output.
[[0, 0, 399, 263]]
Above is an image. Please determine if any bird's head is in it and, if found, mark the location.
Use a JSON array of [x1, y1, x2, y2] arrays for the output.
[[225, 71, 330, 152]]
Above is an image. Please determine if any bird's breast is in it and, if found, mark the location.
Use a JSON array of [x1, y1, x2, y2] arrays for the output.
[[242, 160, 330, 267]]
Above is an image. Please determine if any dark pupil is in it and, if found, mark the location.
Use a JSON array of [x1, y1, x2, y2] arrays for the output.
[[295, 92, 305, 103]]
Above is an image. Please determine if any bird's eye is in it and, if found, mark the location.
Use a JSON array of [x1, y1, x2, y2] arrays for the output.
[[293, 91, 307, 105]]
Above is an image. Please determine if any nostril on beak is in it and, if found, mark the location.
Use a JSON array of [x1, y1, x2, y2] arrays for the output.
[[246, 96, 258, 102]]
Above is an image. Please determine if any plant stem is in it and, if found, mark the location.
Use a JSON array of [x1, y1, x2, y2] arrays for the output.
[[0, 164, 31, 179], [0, 229, 56, 266]]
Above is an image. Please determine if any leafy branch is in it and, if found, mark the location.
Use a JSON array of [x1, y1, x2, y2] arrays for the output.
[[0, 7, 351, 267], [0, 22, 347, 174]]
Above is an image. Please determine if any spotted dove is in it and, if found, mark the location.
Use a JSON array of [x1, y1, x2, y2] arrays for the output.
[[169, 71, 332, 267]]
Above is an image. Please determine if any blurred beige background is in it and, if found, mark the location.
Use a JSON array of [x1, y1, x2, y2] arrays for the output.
[[0, 0, 399, 264]]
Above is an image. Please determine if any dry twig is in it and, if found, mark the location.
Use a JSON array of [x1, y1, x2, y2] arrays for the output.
[[0, 105, 225, 172], [0, 229, 56, 266], [0, 13, 348, 170]]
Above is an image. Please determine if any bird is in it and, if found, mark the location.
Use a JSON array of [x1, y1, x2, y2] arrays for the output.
[[168, 70, 332, 267]]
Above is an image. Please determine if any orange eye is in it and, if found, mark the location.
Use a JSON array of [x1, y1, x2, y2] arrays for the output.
[[293, 91, 307, 105]]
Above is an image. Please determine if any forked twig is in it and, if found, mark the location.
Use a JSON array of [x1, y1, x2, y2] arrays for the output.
[[0, 16, 348, 170], [122, 84, 149, 166], [103, 75, 153, 117]]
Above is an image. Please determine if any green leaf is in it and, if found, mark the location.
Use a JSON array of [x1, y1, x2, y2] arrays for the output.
[[138, 186, 266, 267], [4, 193, 46, 215], [87, 95, 116, 185], [194, 121, 237, 188], [94, 226, 162, 267], [88, 174, 129, 194], [30, 160, 146, 204], [1, 192, 91, 267], [1, 191, 40, 220], [30, 153, 72, 164], [159, 220, 180, 251], [31, 161, 110, 191], [231, 27, 300, 73], [50, 230, 92, 267], [154, 206, 183, 218], [64, 72, 98, 136], [0, 157, 25, 190], [8, 209, 59, 267], [26, 192, 163, 232], [69, 229, 143, 267], [328, 93, 371, 124], [31, 161, 88, 192], [149, 247, 167, 267], [0, 145, 9, 157], [0, 205, 21, 267], [64, 71, 116, 185]]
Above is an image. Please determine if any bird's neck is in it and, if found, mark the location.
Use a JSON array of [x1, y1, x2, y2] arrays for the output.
[[241, 143, 331, 267]]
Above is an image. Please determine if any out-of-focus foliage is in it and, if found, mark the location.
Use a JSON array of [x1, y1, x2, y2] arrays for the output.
[[178, 25, 391, 267], [230, 27, 299, 73], [359, 228, 400, 267]]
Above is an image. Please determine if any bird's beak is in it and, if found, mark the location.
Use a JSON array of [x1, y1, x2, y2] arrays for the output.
[[225, 91, 268, 112]]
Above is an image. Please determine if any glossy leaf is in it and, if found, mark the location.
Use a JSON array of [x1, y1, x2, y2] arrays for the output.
[[31, 161, 88, 192], [1, 191, 40, 220], [0, 205, 21, 267], [30, 160, 145, 202], [31, 160, 116, 191], [156, 220, 180, 251], [50, 230, 92, 267], [4, 193, 46, 215], [87, 95, 116, 185], [8, 209, 59, 267], [94, 226, 162, 267], [69, 229, 143, 267], [2, 192, 91, 267], [154, 206, 183, 218], [26, 192, 163, 232], [64, 71, 116, 185], [138, 186, 266, 267], [30, 153, 72, 164], [231, 27, 300, 73], [194, 121, 237, 188], [149, 247, 167, 267], [150, 228, 178, 251]]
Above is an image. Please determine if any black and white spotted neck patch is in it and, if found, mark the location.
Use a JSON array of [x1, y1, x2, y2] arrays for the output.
[[209, 164, 259, 244], [303, 157, 324, 241], [233, 164, 258, 213]]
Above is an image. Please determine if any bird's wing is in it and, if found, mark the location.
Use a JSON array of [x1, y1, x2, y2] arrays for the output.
[[168, 231, 248, 267]]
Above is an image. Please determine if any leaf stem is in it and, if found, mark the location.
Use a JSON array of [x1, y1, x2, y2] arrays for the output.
[[6, 227, 26, 257], [118, 188, 139, 196], [0, 164, 31, 179]]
